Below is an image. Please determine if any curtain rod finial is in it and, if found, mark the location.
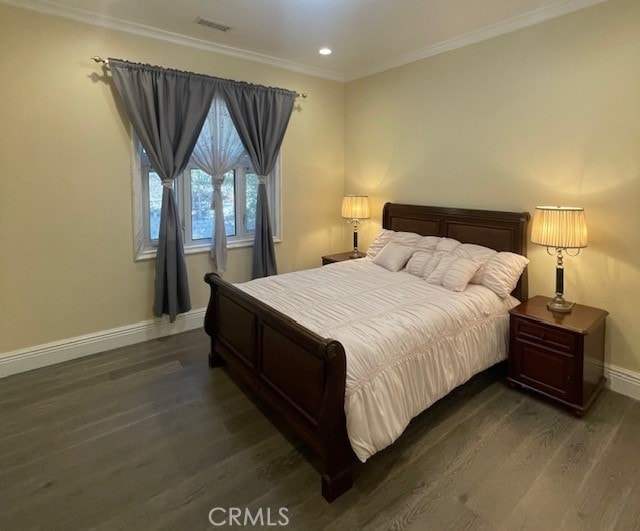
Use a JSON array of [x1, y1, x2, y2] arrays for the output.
[[92, 56, 109, 65]]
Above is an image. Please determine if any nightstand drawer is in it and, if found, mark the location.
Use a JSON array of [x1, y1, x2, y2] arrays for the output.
[[512, 340, 576, 402], [514, 319, 576, 353]]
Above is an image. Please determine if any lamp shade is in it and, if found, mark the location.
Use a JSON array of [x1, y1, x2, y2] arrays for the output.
[[531, 206, 588, 249], [341, 195, 370, 220]]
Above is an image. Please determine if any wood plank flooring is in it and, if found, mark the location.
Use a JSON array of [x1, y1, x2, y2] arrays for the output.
[[0, 329, 638, 530]]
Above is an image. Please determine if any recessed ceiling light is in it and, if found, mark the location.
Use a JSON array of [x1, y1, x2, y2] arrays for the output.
[[319, 48, 332, 56]]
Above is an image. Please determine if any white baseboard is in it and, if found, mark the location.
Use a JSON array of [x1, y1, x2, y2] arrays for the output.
[[0, 308, 207, 379], [604, 364, 640, 402], [3, 318, 640, 404]]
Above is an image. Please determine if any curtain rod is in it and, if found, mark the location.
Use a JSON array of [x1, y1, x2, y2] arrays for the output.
[[91, 56, 307, 99]]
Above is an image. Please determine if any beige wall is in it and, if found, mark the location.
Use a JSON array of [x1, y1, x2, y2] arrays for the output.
[[0, 4, 345, 353], [345, 0, 640, 372], [2, 0, 639, 377]]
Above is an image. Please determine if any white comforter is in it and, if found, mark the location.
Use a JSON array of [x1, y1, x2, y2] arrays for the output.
[[237, 259, 519, 462]]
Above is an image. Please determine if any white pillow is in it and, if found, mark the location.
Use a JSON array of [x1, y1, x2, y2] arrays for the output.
[[391, 231, 422, 249], [406, 250, 434, 277], [366, 229, 395, 259], [421, 251, 447, 279], [425, 255, 458, 284], [373, 242, 415, 272], [482, 252, 530, 298], [453, 243, 497, 261], [452, 243, 498, 284], [414, 236, 441, 252], [441, 258, 483, 292], [436, 237, 461, 253]]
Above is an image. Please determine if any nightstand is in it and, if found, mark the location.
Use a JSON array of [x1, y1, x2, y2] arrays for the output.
[[322, 251, 366, 265], [508, 295, 608, 417]]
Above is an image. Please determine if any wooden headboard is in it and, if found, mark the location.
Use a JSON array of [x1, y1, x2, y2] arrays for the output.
[[382, 203, 530, 301]]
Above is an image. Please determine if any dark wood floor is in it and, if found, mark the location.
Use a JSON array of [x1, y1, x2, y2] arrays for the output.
[[1, 329, 639, 530]]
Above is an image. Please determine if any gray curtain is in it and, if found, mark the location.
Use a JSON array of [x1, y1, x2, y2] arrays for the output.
[[109, 59, 217, 321], [220, 84, 295, 278]]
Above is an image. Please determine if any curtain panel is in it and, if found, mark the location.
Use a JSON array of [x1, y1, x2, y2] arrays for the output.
[[109, 59, 218, 321], [190, 96, 246, 273], [220, 84, 296, 279]]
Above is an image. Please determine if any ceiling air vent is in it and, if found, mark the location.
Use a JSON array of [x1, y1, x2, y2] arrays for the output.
[[194, 16, 232, 32]]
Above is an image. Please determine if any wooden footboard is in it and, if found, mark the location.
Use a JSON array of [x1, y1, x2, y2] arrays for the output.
[[204, 273, 354, 502]]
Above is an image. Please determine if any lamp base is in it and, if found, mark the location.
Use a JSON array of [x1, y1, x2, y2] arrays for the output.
[[547, 295, 574, 313], [349, 250, 361, 259]]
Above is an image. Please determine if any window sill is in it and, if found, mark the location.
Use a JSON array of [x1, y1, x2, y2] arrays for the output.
[[134, 237, 282, 262]]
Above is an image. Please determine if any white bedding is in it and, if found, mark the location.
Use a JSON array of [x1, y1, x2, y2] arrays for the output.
[[236, 258, 519, 462]]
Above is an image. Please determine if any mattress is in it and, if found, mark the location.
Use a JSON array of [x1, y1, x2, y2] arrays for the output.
[[236, 258, 519, 462]]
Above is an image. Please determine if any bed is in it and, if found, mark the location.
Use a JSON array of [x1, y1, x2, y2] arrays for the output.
[[204, 203, 530, 502]]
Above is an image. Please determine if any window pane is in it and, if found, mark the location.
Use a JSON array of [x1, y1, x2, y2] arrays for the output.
[[148, 172, 162, 242], [222, 171, 236, 237], [246, 172, 259, 232], [190, 169, 236, 239], [190, 169, 213, 240]]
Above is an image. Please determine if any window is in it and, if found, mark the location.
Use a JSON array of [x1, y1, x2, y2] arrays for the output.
[[132, 140, 281, 261]]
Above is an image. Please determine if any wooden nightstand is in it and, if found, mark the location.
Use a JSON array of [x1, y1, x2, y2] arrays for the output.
[[321, 251, 366, 265], [508, 295, 608, 417]]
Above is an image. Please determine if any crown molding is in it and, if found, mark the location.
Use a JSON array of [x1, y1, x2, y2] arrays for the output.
[[1, 0, 345, 82], [347, 0, 609, 81], [2, 0, 608, 88]]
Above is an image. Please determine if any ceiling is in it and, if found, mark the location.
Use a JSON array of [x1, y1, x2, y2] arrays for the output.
[[12, 0, 605, 81]]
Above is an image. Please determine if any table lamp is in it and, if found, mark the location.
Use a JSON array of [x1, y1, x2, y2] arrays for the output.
[[531, 206, 588, 313], [341, 195, 370, 258]]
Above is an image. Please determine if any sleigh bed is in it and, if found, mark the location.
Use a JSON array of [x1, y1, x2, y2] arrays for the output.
[[204, 203, 529, 502]]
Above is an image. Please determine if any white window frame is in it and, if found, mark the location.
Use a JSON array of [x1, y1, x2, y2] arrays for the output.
[[131, 135, 281, 261]]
